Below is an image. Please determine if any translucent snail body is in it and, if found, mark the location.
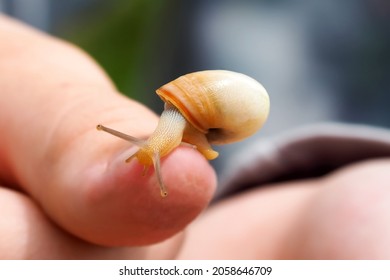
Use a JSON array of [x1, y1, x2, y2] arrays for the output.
[[97, 70, 270, 197]]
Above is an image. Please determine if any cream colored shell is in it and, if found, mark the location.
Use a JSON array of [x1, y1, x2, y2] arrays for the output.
[[156, 70, 270, 144]]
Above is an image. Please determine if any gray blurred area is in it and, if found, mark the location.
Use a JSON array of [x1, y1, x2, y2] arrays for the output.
[[2, 0, 389, 174]]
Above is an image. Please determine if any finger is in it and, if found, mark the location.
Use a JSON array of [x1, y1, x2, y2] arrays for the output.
[[285, 159, 390, 259], [0, 16, 216, 246], [0, 186, 185, 259], [0, 186, 141, 259], [177, 180, 318, 259]]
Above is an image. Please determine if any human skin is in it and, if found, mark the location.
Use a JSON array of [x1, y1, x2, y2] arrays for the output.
[[1, 15, 390, 259], [178, 159, 390, 259]]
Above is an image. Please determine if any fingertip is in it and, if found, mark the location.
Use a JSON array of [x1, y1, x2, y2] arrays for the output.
[[58, 145, 216, 246], [159, 147, 217, 202]]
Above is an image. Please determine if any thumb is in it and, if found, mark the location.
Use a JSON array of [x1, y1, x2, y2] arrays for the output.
[[0, 15, 216, 246], [45, 92, 216, 246]]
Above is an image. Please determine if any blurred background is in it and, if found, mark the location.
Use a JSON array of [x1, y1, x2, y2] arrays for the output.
[[1, 0, 390, 174]]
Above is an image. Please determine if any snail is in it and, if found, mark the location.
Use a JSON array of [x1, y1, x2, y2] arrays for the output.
[[97, 70, 270, 197]]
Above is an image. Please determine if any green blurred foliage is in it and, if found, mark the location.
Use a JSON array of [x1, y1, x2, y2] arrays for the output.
[[59, 0, 178, 106]]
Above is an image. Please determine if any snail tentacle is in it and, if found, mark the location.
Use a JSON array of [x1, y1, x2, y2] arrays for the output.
[[96, 124, 146, 147], [125, 153, 137, 163], [152, 151, 168, 197]]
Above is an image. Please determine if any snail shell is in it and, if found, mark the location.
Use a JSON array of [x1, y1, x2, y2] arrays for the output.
[[156, 70, 269, 144]]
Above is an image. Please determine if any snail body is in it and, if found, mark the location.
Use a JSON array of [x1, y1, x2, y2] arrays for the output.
[[97, 70, 270, 197]]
